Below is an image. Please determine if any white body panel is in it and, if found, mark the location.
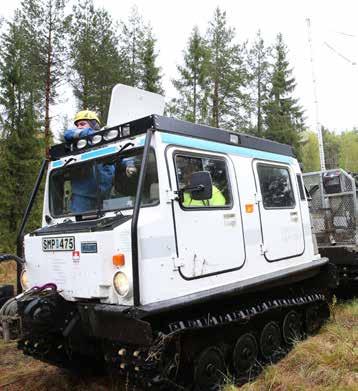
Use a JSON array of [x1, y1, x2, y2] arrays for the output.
[[252, 160, 305, 261], [107, 84, 165, 127], [25, 130, 319, 307]]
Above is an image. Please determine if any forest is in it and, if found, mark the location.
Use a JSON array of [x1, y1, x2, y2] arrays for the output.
[[0, 0, 357, 253]]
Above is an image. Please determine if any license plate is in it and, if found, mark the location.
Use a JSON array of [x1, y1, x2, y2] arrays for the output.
[[42, 236, 75, 252]]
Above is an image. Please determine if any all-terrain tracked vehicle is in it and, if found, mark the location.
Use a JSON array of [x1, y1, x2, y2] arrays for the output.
[[303, 169, 358, 287], [1, 85, 337, 390]]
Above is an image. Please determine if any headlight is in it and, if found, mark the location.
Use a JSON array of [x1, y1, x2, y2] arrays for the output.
[[76, 139, 87, 149], [20, 269, 29, 290], [113, 272, 130, 297], [91, 134, 102, 145], [103, 129, 119, 141]]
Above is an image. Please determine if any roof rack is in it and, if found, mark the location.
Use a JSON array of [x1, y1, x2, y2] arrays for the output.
[[49, 114, 294, 161]]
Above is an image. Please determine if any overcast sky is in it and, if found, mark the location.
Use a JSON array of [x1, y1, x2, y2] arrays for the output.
[[2, 0, 358, 135]]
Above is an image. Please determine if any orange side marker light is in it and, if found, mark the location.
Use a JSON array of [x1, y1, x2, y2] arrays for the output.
[[245, 204, 254, 213], [113, 253, 125, 267]]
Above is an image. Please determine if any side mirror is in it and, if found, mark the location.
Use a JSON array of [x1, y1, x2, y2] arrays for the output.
[[182, 171, 213, 200]]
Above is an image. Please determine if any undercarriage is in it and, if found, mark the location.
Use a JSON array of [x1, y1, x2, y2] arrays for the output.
[[3, 266, 334, 391]]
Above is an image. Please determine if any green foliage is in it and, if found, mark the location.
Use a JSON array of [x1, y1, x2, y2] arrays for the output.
[[20, 0, 67, 155], [205, 8, 249, 130], [264, 33, 305, 159], [300, 131, 320, 172], [323, 127, 340, 169], [247, 30, 271, 136], [140, 28, 163, 94], [0, 13, 43, 253], [171, 26, 210, 123], [338, 130, 358, 172], [69, 0, 124, 122], [119, 7, 163, 94]]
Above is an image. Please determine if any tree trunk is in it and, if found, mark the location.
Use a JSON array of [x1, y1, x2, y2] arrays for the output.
[[44, 4, 53, 159]]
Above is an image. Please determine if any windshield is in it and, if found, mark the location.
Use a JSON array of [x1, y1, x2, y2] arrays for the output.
[[49, 148, 159, 217]]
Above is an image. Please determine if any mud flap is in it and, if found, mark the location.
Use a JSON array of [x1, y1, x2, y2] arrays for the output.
[[78, 304, 153, 346]]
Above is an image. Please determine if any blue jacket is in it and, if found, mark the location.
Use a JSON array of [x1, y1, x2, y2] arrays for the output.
[[64, 127, 114, 210], [64, 127, 93, 142]]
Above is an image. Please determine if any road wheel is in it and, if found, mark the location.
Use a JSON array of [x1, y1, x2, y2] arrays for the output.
[[193, 346, 225, 391], [260, 321, 282, 361], [232, 333, 258, 375], [282, 310, 303, 345]]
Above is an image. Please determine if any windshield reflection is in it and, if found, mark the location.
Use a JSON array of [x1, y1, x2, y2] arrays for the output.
[[50, 149, 159, 216]]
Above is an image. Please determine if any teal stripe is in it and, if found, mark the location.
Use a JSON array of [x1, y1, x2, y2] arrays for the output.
[[81, 146, 117, 161], [52, 160, 63, 168], [160, 133, 294, 164]]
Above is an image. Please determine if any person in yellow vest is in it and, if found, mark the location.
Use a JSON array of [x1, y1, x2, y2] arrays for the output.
[[180, 158, 226, 207], [183, 185, 226, 207]]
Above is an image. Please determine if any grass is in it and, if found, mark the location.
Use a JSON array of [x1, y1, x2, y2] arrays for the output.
[[0, 261, 17, 288], [223, 299, 358, 391]]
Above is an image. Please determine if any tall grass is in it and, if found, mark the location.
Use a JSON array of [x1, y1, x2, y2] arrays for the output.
[[223, 300, 358, 391]]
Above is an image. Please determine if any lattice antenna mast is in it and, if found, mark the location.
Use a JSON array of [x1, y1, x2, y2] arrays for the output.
[[306, 18, 326, 171]]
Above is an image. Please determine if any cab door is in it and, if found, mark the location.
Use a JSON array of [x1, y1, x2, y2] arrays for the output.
[[254, 161, 305, 261], [167, 148, 245, 279]]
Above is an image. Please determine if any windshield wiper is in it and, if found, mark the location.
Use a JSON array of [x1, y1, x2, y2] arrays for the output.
[[63, 157, 77, 167], [119, 142, 134, 153]]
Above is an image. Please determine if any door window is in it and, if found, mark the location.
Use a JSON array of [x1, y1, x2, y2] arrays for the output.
[[257, 165, 295, 208], [175, 154, 232, 208]]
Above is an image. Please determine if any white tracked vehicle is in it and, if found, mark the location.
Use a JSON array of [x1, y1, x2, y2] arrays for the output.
[[1, 85, 337, 390]]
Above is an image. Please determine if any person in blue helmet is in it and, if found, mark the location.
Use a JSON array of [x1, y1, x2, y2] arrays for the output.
[[64, 110, 115, 213]]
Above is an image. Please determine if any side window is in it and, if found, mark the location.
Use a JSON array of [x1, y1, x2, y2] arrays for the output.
[[257, 164, 295, 208], [175, 154, 232, 208]]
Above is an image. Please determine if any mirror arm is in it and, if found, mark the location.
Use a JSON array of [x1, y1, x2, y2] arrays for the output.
[[182, 184, 204, 193]]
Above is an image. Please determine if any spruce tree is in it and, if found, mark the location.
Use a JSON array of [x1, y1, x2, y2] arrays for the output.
[[0, 14, 43, 253], [119, 7, 163, 93], [172, 26, 209, 123], [119, 6, 146, 87], [264, 33, 304, 157], [205, 8, 249, 130], [140, 28, 163, 94], [247, 30, 271, 136], [69, 0, 124, 122]]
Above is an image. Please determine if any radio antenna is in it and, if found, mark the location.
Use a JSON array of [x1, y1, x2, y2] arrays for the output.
[[306, 17, 326, 171]]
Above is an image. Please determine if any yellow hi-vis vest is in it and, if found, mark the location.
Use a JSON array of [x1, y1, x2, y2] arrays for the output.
[[183, 185, 226, 207]]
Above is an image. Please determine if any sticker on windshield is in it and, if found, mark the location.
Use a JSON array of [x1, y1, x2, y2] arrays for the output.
[[42, 236, 75, 252]]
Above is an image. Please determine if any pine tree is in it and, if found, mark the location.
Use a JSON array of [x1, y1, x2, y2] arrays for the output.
[[247, 30, 271, 136], [0, 13, 43, 253], [20, 0, 67, 157], [205, 8, 249, 130], [69, 0, 124, 122], [264, 33, 304, 157]]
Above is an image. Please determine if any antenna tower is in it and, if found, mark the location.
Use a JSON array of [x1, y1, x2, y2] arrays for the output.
[[306, 18, 326, 171]]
